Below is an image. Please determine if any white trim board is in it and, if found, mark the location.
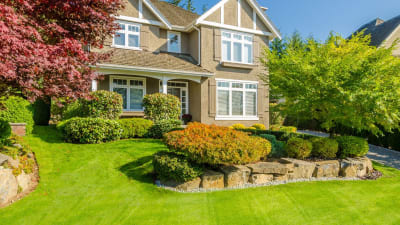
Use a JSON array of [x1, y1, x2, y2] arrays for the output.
[[199, 21, 272, 36], [381, 24, 400, 48], [115, 15, 162, 27], [142, 0, 172, 29]]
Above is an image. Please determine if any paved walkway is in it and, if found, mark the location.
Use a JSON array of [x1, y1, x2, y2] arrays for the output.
[[298, 130, 400, 170]]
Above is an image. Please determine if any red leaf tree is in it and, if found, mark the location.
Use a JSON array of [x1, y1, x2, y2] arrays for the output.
[[0, 0, 124, 101]]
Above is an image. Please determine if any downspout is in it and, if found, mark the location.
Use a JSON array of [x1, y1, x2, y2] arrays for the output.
[[193, 26, 201, 66]]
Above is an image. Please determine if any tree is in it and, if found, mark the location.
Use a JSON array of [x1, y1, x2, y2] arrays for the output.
[[261, 32, 400, 137], [0, 0, 124, 101], [185, 0, 196, 12], [169, 0, 195, 12]]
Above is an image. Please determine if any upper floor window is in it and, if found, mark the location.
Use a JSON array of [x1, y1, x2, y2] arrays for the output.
[[168, 31, 181, 53], [221, 31, 253, 64], [113, 22, 140, 50]]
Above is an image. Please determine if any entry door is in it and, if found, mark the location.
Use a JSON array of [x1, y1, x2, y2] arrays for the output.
[[167, 81, 188, 115]]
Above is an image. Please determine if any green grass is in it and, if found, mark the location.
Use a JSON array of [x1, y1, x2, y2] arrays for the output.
[[1, 126, 400, 225]]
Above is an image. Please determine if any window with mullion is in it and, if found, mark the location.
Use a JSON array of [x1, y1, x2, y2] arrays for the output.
[[113, 21, 140, 49], [111, 78, 145, 111], [222, 31, 253, 64]]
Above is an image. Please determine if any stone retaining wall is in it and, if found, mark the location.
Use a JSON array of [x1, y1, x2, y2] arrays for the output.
[[159, 157, 373, 192]]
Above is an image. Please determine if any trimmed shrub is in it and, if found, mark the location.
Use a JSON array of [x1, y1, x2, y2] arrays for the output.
[[239, 129, 314, 142], [148, 119, 182, 139], [153, 151, 203, 182], [142, 93, 181, 121], [118, 118, 153, 139], [310, 137, 339, 159], [0, 119, 11, 141], [335, 136, 369, 158], [230, 123, 246, 130], [0, 96, 34, 134], [252, 123, 266, 130], [286, 137, 312, 159], [33, 98, 51, 125], [280, 126, 297, 133], [62, 118, 122, 144], [164, 123, 271, 165], [259, 134, 286, 158]]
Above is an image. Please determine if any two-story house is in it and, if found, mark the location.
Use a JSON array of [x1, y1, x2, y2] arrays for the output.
[[353, 15, 400, 56], [92, 0, 281, 127]]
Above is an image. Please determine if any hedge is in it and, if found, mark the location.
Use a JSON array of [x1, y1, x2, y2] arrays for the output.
[[148, 119, 182, 139], [0, 119, 11, 142], [259, 134, 286, 158], [310, 137, 338, 159], [142, 93, 181, 121], [0, 96, 34, 134], [286, 137, 312, 159], [153, 151, 203, 182], [164, 123, 271, 165], [335, 136, 369, 158], [240, 129, 314, 142], [60, 118, 122, 144], [118, 118, 153, 139]]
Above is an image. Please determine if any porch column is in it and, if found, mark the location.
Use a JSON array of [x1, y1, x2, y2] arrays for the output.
[[91, 79, 97, 91], [162, 77, 168, 94]]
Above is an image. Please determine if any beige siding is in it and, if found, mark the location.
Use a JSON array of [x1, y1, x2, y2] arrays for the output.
[[383, 25, 400, 56], [256, 15, 270, 32], [241, 0, 254, 29], [189, 81, 202, 122], [123, 0, 139, 18], [189, 30, 200, 63], [205, 8, 221, 23], [224, 0, 238, 26]]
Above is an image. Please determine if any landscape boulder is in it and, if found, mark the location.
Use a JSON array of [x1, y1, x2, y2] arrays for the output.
[[0, 169, 18, 205], [246, 161, 294, 175], [221, 165, 251, 187], [340, 157, 373, 177], [249, 174, 273, 184], [282, 158, 316, 179], [201, 170, 224, 189], [16, 171, 33, 192], [313, 160, 340, 178], [161, 177, 201, 191], [273, 174, 288, 181]]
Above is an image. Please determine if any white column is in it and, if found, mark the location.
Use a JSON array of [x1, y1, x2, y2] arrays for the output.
[[91, 79, 97, 91], [162, 77, 168, 94]]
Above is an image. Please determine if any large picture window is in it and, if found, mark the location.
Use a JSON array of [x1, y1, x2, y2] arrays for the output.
[[113, 21, 140, 49], [216, 80, 258, 120], [221, 31, 253, 64], [111, 77, 146, 111]]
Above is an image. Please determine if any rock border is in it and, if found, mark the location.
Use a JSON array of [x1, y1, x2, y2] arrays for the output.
[[156, 156, 376, 193]]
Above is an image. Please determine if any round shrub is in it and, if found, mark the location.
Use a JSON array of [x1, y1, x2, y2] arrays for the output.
[[280, 126, 297, 133], [286, 137, 312, 159], [164, 123, 272, 165], [259, 134, 286, 158], [335, 136, 369, 158], [230, 123, 246, 130], [33, 98, 51, 125], [153, 151, 203, 182], [143, 93, 181, 121], [0, 119, 11, 141], [80, 91, 123, 120], [0, 96, 34, 134], [310, 137, 339, 159], [148, 119, 182, 139], [118, 118, 153, 139], [252, 123, 266, 130], [62, 118, 122, 144]]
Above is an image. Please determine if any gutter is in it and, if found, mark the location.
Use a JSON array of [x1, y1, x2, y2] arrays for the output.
[[192, 26, 202, 66]]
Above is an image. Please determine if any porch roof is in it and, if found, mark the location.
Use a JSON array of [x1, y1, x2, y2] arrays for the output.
[[99, 49, 212, 75]]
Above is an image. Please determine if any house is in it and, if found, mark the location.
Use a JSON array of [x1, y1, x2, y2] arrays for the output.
[[353, 15, 400, 56], [92, 0, 281, 127]]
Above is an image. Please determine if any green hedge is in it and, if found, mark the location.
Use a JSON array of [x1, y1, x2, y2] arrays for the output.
[[148, 119, 182, 139], [60, 118, 122, 144], [0, 119, 11, 142], [286, 137, 312, 159], [310, 137, 339, 159], [118, 118, 153, 139], [335, 136, 369, 158], [259, 134, 286, 158], [153, 151, 203, 182], [240, 129, 314, 142], [0, 96, 34, 134], [142, 93, 181, 121]]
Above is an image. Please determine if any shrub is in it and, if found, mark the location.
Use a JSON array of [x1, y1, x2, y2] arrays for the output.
[[259, 134, 286, 158], [164, 123, 271, 165], [252, 123, 266, 130], [62, 118, 122, 144], [148, 119, 182, 139], [335, 136, 369, 158], [118, 118, 153, 139], [270, 103, 285, 125], [310, 137, 339, 159], [0, 119, 11, 141], [33, 98, 51, 125], [239, 129, 314, 142], [142, 93, 181, 121], [286, 137, 312, 159], [153, 151, 203, 182], [280, 126, 297, 133], [80, 91, 123, 120], [0, 96, 34, 134], [230, 123, 246, 130]]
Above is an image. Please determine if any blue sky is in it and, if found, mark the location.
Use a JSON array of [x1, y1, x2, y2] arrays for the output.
[[191, 0, 400, 41]]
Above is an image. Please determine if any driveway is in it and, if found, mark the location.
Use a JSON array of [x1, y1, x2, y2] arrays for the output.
[[298, 130, 400, 170]]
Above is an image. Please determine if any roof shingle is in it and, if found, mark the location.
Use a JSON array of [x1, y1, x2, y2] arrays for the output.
[[353, 15, 400, 46], [150, 0, 199, 27]]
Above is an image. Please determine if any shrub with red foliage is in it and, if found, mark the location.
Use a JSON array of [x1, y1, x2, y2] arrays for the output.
[[164, 123, 271, 165]]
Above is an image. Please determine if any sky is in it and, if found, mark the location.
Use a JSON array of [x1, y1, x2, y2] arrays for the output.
[[191, 0, 400, 41]]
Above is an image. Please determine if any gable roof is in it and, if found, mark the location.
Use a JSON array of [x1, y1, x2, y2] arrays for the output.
[[353, 15, 400, 46], [150, 0, 200, 27], [142, 0, 172, 29]]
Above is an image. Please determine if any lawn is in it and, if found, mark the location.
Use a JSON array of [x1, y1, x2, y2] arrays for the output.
[[1, 126, 400, 225]]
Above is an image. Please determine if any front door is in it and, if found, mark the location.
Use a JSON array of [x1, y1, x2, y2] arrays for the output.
[[167, 81, 188, 115]]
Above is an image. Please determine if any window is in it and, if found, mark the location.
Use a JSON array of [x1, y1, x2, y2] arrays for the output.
[[159, 81, 189, 114], [113, 21, 140, 49], [168, 31, 181, 53], [111, 77, 146, 111], [216, 80, 258, 120], [221, 31, 253, 64]]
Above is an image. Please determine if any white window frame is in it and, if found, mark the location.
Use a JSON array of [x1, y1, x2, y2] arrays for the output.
[[221, 30, 254, 64], [216, 79, 258, 121], [112, 21, 141, 50], [167, 31, 181, 53], [109, 76, 146, 112], [158, 81, 189, 115]]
